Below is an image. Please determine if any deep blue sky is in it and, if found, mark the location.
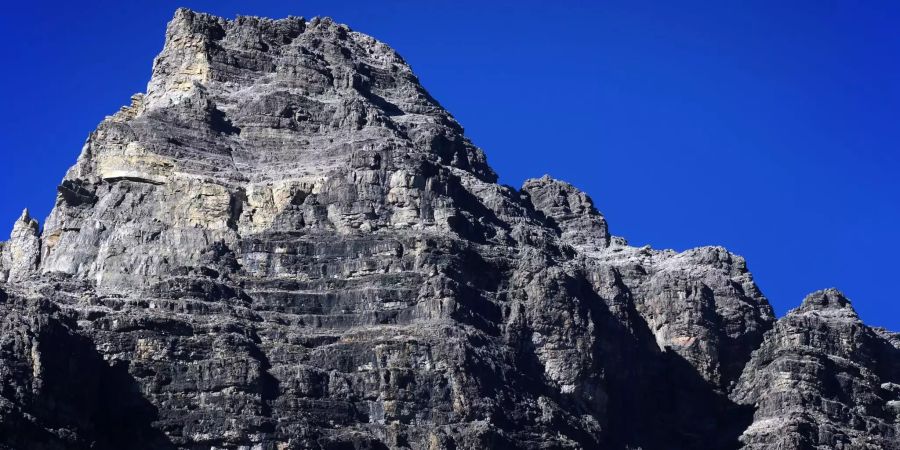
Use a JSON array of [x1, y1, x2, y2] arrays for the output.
[[2, 1, 898, 329]]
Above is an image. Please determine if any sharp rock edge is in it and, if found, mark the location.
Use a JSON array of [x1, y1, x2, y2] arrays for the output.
[[0, 8, 897, 450]]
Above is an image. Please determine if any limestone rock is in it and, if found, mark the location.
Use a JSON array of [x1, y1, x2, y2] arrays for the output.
[[732, 289, 900, 449], [521, 175, 610, 252], [1, 209, 41, 283], [0, 8, 894, 450]]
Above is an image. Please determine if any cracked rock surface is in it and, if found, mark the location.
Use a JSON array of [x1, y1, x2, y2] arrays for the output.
[[0, 8, 896, 450]]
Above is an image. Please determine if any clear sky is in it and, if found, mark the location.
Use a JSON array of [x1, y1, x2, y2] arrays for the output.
[[2, 1, 898, 329]]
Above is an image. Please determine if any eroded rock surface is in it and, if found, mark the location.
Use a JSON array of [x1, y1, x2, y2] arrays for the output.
[[1, 210, 41, 283], [732, 289, 900, 449], [0, 8, 895, 450]]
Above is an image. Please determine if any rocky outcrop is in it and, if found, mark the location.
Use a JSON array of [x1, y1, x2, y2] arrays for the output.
[[1, 210, 41, 283], [0, 8, 895, 450], [521, 175, 610, 252], [731, 289, 900, 449]]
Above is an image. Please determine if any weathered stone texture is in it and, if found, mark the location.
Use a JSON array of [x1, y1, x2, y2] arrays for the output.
[[731, 289, 900, 449], [1, 210, 41, 283], [0, 8, 895, 450]]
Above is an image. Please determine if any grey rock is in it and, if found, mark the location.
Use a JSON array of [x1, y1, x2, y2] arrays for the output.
[[0, 295, 172, 449], [731, 289, 900, 449], [521, 175, 610, 252], [1, 209, 41, 283], [0, 8, 895, 450]]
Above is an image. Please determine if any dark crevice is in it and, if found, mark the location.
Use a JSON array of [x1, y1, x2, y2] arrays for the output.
[[0, 301, 175, 449]]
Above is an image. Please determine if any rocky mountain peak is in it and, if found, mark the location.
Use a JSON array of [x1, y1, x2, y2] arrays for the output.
[[794, 287, 858, 317], [13, 208, 38, 232], [0, 9, 896, 450], [0, 209, 41, 283], [521, 175, 611, 252], [132, 8, 496, 184], [731, 288, 898, 449]]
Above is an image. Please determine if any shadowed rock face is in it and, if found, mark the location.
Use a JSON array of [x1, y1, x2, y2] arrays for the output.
[[0, 8, 895, 450]]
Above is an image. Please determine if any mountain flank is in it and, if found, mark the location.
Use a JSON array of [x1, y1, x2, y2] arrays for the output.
[[0, 8, 897, 450]]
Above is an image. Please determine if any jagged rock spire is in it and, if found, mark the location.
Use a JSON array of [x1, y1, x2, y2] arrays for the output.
[[2, 209, 41, 282]]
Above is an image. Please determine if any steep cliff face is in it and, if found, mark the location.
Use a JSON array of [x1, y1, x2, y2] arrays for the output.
[[732, 289, 900, 449], [0, 9, 895, 450]]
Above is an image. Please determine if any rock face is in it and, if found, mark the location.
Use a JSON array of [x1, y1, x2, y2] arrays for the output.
[[0, 8, 896, 450], [731, 289, 900, 449], [1, 210, 41, 283]]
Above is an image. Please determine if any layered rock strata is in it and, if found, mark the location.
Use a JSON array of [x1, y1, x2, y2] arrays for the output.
[[0, 9, 896, 450]]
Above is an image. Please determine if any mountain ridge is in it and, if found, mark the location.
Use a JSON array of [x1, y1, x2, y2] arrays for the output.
[[0, 8, 897, 450]]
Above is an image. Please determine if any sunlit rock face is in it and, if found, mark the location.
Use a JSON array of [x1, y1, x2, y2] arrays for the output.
[[731, 289, 900, 449], [0, 8, 896, 450]]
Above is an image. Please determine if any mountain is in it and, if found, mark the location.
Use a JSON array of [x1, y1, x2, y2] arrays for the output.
[[0, 9, 897, 450]]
